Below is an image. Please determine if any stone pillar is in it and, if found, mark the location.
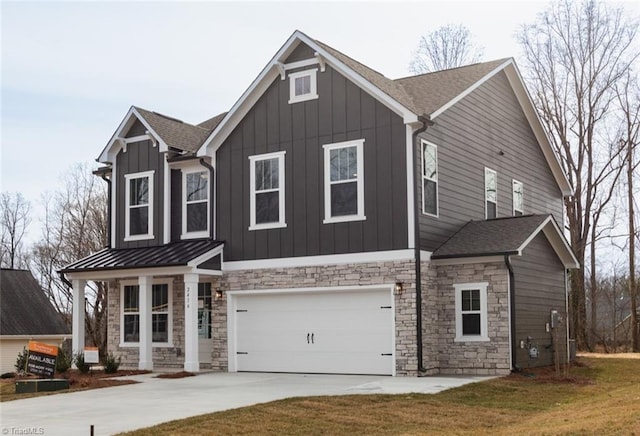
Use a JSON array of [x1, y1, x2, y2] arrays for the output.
[[71, 279, 86, 361], [183, 273, 200, 372], [138, 275, 153, 371]]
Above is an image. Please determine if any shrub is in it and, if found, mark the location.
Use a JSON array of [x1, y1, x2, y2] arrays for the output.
[[0, 372, 16, 379], [103, 352, 121, 374], [56, 347, 71, 373], [15, 347, 28, 373], [73, 351, 91, 374]]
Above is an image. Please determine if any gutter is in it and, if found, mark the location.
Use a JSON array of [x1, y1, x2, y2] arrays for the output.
[[412, 116, 430, 374], [199, 158, 215, 239], [504, 255, 518, 371], [93, 167, 112, 248]]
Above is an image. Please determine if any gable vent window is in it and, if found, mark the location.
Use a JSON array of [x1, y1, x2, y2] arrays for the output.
[[485, 167, 497, 219], [323, 139, 365, 223], [288, 69, 318, 104], [422, 140, 438, 216], [512, 179, 524, 216], [249, 151, 286, 231], [125, 171, 154, 241], [182, 170, 209, 238]]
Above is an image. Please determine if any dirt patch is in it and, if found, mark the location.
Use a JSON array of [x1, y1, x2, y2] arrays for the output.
[[154, 371, 196, 379], [508, 361, 593, 385], [577, 352, 640, 359]]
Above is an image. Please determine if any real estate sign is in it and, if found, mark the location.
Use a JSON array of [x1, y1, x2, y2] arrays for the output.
[[27, 341, 58, 378]]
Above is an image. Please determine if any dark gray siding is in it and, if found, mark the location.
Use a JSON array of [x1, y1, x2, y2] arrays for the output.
[[418, 71, 564, 251], [512, 233, 568, 368], [115, 125, 164, 249], [285, 43, 315, 63], [216, 64, 408, 261], [170, 169, 181, 242]]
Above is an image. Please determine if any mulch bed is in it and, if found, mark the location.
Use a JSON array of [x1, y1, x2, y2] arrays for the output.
[[508, 360, 593, 385], [154, 371, 196, 379], [1, 369, 151, 390]]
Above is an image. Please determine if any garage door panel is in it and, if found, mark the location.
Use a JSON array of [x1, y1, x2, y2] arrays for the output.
[[232, 288, 394, 375]]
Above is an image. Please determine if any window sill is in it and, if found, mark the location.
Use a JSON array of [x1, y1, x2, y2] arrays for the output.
[[288, 93, 318, 104], [422, 211, 439, 218], [323, 214, 366, 224], [119, 342, 174, 348], [124, 234, 154, 242], [454, 336, 490, 343], [181, 231, 210, 240], [248, 222, 287, 231]]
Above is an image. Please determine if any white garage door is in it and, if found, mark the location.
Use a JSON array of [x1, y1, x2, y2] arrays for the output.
[[230, 288, 395, 375]]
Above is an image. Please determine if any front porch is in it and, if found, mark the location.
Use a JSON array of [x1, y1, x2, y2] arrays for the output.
[[60, 239, 224, 372]]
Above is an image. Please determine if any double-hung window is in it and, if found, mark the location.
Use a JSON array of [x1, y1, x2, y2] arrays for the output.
[[485, 167, 497, 219], [121, 282, 171, 345], [183, 170, 209, 237], [249, 151, 286, 230], [454, 282, 489, 342], [512, 179, 524, 216], [323, 139, 365, 223], [422, 140, 438, 216], [288, 69, 318, 104], [125, 171, 154, 240]]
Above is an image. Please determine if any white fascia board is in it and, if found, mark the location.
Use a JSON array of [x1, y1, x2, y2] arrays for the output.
[[98, 106, 169, 163], [503, 64, 573, 197], [0, 334, 68, 340], [197, 30, 418, 158], [223, 249, 419, 271], [430, 59, 513, 120], [406, 125, 415, 249], [65, 266, 197, 281], [187, 244, 225, 268], [516, 215, 580, 269], [431, 255, 505, 266]]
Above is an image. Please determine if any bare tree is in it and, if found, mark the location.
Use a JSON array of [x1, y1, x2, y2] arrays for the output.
[[30, 163, 109, 354], [409, 24, 484, 74], [518, 0, 639, 350], [0, 192, 32, 269]]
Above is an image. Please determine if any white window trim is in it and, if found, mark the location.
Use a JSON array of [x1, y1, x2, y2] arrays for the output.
[[288, 69, 318, 104], [181, 169, 210, 239], [124, 170, 154, 241], [512, 179, 524, 216], [421, 140, 439, 217], [323, 139, 366, 224], [454, 282, 489, 342], [484, 167, 497, 220], [119, 279, 173, 348], [248, 151, 287, 231]]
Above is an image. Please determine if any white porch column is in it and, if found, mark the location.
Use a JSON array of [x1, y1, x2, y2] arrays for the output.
[[138, 275, 153, 371], [71, 279, 86, 358], [184, 273, 200, 372]]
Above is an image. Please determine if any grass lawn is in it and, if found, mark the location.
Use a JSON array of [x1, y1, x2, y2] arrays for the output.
[[123, 358, 640, 435]]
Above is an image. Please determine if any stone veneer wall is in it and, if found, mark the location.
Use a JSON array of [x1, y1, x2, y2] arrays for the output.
[[107, 276, 186, 369], [432, 261, 511, 375], [216, 260, 419, 375]]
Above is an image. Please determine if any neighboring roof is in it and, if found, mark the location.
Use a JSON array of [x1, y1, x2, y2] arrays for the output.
[[133, 107, 211, 153], [198, 112, 228, 131], [432, 214, 579, 269], [0, 269, 70, 336], [60, 239, 224, 274]]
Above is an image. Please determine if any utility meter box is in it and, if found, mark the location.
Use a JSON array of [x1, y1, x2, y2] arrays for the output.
[[550, 310, 559, 329]]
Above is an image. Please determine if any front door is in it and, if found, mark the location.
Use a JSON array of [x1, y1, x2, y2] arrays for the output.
[[198, 283, 212, 364]]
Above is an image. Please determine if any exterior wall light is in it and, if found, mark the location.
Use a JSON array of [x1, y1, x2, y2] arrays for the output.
[[395, 282, 403, 294], [215, 290, 223, 301]]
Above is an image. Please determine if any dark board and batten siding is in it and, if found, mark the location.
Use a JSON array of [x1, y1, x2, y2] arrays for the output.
[[115, 120, 164, 249], [216, 63, 408, 261], [418, 71, 564, 251], [512, 233, 568, 368]]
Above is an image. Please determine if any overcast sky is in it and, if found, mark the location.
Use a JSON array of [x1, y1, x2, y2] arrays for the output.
[[1, 0, 638, 241]]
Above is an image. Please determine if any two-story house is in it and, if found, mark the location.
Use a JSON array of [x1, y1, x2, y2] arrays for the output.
[[61, 30, 578, 376]]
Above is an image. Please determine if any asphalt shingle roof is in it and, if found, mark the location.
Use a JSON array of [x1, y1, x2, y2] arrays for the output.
[[134, 107, 212, 153], [0, 269, 70, 336], [432, 214, 551, 259]]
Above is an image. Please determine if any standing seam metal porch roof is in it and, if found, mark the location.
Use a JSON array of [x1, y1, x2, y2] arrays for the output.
[[59, 239, 223, 273]]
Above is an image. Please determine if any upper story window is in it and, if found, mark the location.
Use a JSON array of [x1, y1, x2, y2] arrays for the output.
[[249, 151, 286, 230], [288, 69, 318, 104], [485, 167, 497, 219], [121, 281, 172, 346], [323, 139, 365, 224], [125, 170, 154, 241], [422, 140, 438, 216], [454, 282, 489, 342], [513, 179, 524, 216], [182, 170, 209, 238]]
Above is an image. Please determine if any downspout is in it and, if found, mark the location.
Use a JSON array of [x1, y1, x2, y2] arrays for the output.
[[99, 172, 112, 247], [59, 272, 73, 289], [412, 116, 429, 374], [199, 158, 215, 239], [504, 255, 517, 371]]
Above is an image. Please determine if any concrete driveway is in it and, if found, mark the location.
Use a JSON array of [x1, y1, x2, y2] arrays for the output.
[[0, 372, 491, 435]]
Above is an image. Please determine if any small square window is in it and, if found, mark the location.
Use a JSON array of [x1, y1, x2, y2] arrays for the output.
[[288, 69, 318, 104]]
